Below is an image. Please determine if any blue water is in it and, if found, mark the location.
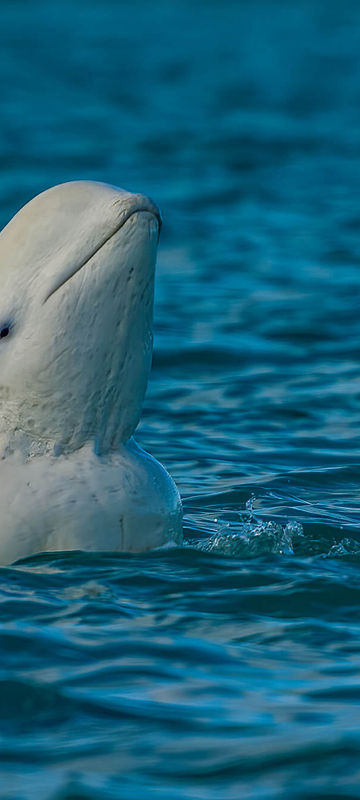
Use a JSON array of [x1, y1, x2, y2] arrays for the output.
[[1, 1, 360, 797]]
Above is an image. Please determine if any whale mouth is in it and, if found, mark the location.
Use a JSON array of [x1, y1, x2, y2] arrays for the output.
[[44, 202, 161, 303]]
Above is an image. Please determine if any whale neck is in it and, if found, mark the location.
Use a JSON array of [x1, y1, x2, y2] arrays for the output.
[[0, 427, 58, 461], [0, 424, 135, 461], [0, 408, 134, 460]]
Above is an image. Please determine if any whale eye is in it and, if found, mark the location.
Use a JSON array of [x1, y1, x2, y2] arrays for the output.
[[0, 325, 10, 339]]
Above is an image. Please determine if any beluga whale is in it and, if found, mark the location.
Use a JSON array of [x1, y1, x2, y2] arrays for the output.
[[0, 181, 182, 564]]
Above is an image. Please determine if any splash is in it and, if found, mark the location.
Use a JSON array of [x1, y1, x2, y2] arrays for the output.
[[187, 495, 304, 557], [188, 497, 360, 560], [197, 519, 304, 557]]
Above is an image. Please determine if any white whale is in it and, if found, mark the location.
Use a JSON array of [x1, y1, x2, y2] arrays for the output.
[[0, 181, 182, 564]]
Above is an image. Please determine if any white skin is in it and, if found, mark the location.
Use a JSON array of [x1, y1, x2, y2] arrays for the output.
[[0, 181, 182, 563]]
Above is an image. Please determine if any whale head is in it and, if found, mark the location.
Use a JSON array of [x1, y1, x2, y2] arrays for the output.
[[0, 181, 161, 454]]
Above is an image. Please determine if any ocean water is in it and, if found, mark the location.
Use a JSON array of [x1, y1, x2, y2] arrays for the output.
[[1, 1, 360, 798]]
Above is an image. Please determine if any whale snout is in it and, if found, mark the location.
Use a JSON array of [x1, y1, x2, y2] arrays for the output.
[[112, 192, 162, 240], [42, 185, 161, 302]]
